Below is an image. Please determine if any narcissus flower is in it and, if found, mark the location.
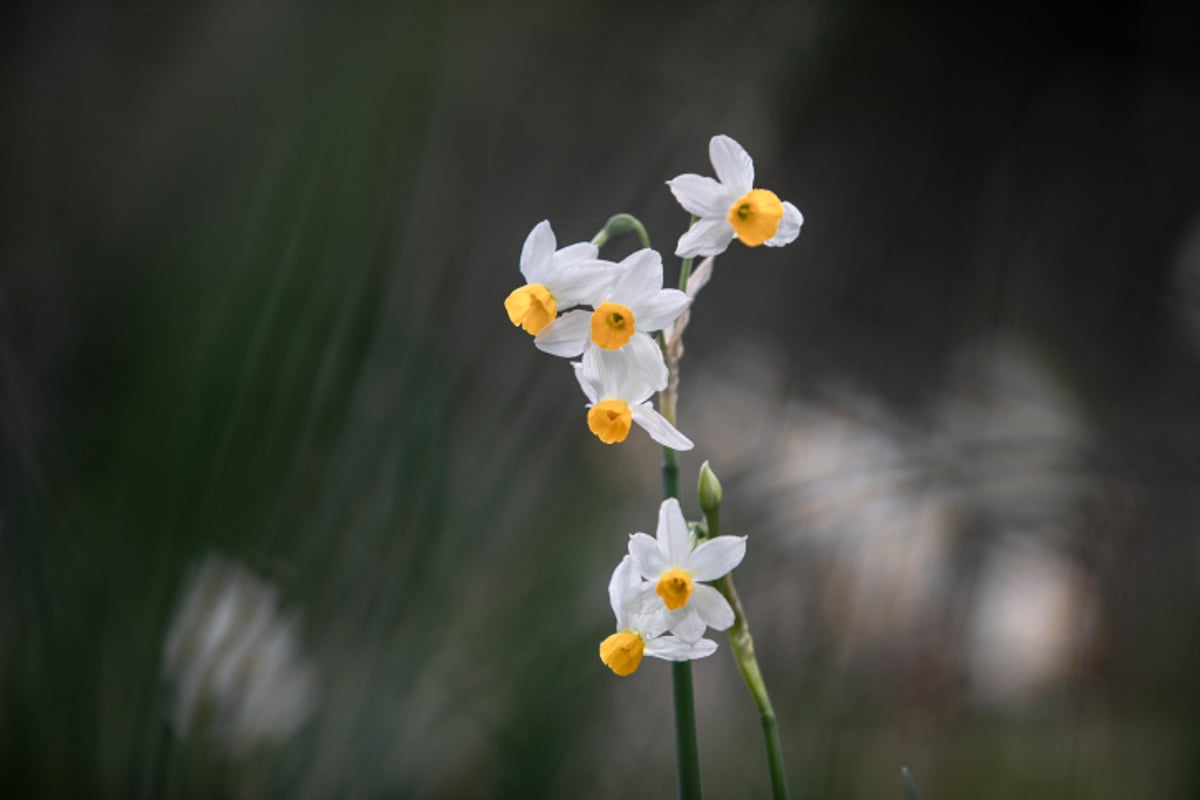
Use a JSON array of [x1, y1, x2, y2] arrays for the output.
[[572, 334, 693, 450], [535, 248, 690, 358], [600, 555, 717, 676], [504, 220, 619, 336], [629, 498, 746, 643], [667, 135, 804, 258]]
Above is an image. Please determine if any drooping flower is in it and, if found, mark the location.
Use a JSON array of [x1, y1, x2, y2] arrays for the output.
[[628, 498, 746, 643], [667, 135, 804, 258], [534, 248, 689, 358], [600, 555, 718, 676], [572, 334, 693, 450], [504, 220, 620, 336]]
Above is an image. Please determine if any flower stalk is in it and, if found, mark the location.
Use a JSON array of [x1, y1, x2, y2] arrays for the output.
[[594, 212, 702, 800], [592, 213, 651, 250], [698, 467, 790, 800]]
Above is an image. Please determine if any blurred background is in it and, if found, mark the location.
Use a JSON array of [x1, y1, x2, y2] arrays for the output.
[[3, 1, 1200, 797]]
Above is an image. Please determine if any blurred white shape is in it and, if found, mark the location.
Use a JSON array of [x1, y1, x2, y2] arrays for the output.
[[936, 337, 1091, 532], [768, 398, 955, 642], [966, 540, 1089, 707], [163, 554, 317, 754], [770, 398, 915, 544], [690, 335, 1099, 698]]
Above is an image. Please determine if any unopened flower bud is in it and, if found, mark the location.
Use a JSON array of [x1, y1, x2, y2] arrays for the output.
[[697, 460, 723, 515]]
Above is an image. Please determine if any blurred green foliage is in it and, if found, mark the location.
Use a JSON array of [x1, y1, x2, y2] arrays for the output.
[[4, 2, 1200, 798]]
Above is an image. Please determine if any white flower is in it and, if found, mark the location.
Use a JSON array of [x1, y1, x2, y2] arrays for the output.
[[572, 334, 693, 450], [534, 248, 690, 358], [163, 554, 317, 754], [667, 135, 804, 258], [504, 220, 620, 336], [628, 498, 746, 643], [599, 555, 718, 676]]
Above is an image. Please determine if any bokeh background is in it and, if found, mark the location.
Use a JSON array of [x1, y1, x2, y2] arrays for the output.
[[4, 1, 1200, 797]]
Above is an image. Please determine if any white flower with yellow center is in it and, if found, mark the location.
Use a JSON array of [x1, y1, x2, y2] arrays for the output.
[[600, 555, 718, 677], [572, 334, 693, 450], [667, 134, 804, 258], [504, 220, 620, 336], [534, 248, 690, 358], [628, 498, 746, 643]]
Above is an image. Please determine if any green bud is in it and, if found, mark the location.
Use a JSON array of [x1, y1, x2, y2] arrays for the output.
[[697, 460, 723, 515]]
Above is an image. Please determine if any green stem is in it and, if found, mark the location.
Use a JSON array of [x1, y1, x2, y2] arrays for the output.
[[661, 447, 700, 798], [596, 211, 700, 798], [678, 256, 695, 293], [591, 213, 651, 250], [702, 506, 790, 800], [671, 660, 702, 799], [661, 397, 699, 798]]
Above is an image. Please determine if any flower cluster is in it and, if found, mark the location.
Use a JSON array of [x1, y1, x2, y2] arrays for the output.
[[600, 498, 747, 675], [505, 220, 693, 449], [504, 135, 800, 678]]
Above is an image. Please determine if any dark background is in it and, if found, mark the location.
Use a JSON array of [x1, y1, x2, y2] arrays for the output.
[[4, 1, 1200, 797]]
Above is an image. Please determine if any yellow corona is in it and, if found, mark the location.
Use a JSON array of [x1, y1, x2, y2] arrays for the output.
[[504, 283, 557, 335], [726, 188, 784, 247]]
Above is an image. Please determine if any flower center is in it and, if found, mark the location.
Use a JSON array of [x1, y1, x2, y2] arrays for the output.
[[726, 188, 784, 247], [599, 631, 645, 676], [590, 301, 636, 350], [504, 283, 557, 335], [587, 400, 633, 444], [656, 567, 693, 611]]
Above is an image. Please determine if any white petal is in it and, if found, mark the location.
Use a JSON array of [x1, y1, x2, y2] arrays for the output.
[[675, 218, 735, 258], [607, 249, 663, 308], [644, 635, 718, 662], [551, 260, 622, 308], [686, 535, 747, 581], [572, 360, 600, 405], [628, 532, 666, 578], [622, 582, 669, 638], [709, 135, 754, 195], [582, 343, 623, 398], [519, 220, 555, 284], [633, 605, 670, 640], [612, 333, 667, 399], [607, 555, 638, 629], [690, 583, 735, 631], [629, 581, 663, 616], [553, 241, 599, 265], [534, 310, 590, 358], [666, 607, 707, 643], [765, 201, 803, 248], [657, 498, 691, 567], [633, 289, 690, 332], [667, 174, 736, 218], [631, 403, 694, 451]]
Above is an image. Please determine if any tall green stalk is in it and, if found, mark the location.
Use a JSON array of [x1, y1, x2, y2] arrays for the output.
[[593, 213, 701, 800], [699, 493, 789, 799]]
